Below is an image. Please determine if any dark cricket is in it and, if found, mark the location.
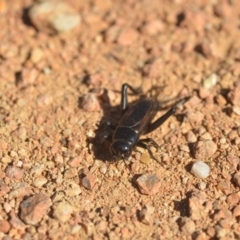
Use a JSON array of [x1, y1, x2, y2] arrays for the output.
[[108, 83, 190, 162]]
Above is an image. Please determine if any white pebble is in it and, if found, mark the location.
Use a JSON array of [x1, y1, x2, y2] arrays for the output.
[[198, 182, 206, 190], [182, 177, 189, 185], [100, 164, 108, 174], [33, 176, 48, 188], [52, 14, 81, 33], [203, 73, 217, 89], [29, 2, 81, 34], [191, 161, 210, 179]]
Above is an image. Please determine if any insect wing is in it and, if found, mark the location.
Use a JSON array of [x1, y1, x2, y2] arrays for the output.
[[119, 99, 156, 133]]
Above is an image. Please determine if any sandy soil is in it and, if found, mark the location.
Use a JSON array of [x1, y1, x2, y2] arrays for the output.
[[1, 0, 240, 239]]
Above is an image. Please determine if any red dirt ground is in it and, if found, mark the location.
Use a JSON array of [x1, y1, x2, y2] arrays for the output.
[[1, 0, 240, 239]]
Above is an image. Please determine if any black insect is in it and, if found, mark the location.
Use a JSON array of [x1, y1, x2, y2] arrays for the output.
[[107, 83, 189, 162]]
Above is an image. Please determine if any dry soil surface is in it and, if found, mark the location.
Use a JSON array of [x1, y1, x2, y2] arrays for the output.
[[1, 0, 240, 239]]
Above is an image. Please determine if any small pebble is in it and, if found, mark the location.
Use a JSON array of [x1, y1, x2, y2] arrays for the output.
[[81, 93, 101, 112], [70, 224, 82, 234], [233, 205, 240, 217], [182, 177, 188, 185], [87, 73, 103, 86], [226, 192, 239, 206], [9, 182, 32, 199], [178, 217, 196, 235], [188, 194, 206, 220], [0, 220, 10, 233], [200, 132, 212, 140], [219, 217, 234, 229], [96, 220, 107, 233], [142, 19, 165, 35], [138, 207, 153, 225], [235, 137, 240, 145], [136, 173, 161, 195], [203, 73, 217, 89], [213, 209, 232, 220], [30, 47, 43, 63], [52, 201, 73, 223], [5, 166, 24, 180], [17, 126, 27, 141], [191, 161, 210, 179], [198, 182, 206, 190], [215, 94, 227, 105], [227, 154, 239, 170], [219, 137, 227, 144], [104, 25, 120, 43], [54, 154, 64, 164], [52, 13, 81, 33], [3, 202, 11, 213], [80, 220, 94, 235], [10, 210, 26, 230], [29, 1, 81, 34], [67, 156, 82, 167], [185, 110, 204, 126], [216, 226, 227, 238], [186, 131, 197, 143], [206, 226, 216, 237], [20, 193, 52, 225], [179, 145, 190, 153], [214, 1, 232, 18], [16, 68, 39, 87], [0, 180, 10, 197], [199, 87, 210, 99], [217, 180, 229, 193], [228, 130, 238, 140], [121, 227, 130, 238], [64, 182, 81, 197], [99, 164, 108, 174], [33, 176, 48, 188], [52, 191, 65, 203], [117, 28, 139, 46], [198, 126, 207, 135], [64, 168, 78, 179], [233, 105, 240, 115], [193, 140, 217, 159], [140, 152, 150, 164], [82, 172, 97, 190]]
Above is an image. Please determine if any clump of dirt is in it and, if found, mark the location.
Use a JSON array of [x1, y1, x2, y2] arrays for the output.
[[1, 0, 240, 239]]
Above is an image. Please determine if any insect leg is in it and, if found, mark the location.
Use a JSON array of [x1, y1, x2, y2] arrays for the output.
[[100, 121, 116, 145], [121, 83, 142, 114], [146, 96, 190, 134], [137, 141, 163, 166], [139, 138, 161, 149]]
